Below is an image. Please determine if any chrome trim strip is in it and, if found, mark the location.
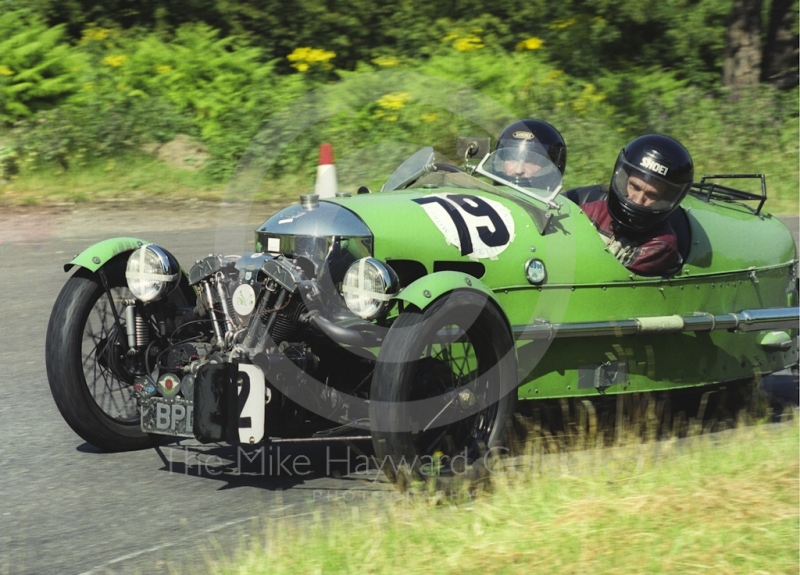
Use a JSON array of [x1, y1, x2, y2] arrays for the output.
[[513, 307, 799, 340]]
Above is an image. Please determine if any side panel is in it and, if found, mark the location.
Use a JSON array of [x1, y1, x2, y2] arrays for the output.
[[513, 196, 798, 399], [516, 329, 798, 400]]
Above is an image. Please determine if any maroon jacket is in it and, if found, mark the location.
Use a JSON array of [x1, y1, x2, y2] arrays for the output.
[[582, 199, 682, 276]]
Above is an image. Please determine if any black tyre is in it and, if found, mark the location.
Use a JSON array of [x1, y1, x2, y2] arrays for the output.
[[370, 290, 517, 487], [46, 258, 156, 451]]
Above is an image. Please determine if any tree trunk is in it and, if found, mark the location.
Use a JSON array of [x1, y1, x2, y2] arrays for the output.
[[761, 0, 799, 87], [722, 0, 763, 86]]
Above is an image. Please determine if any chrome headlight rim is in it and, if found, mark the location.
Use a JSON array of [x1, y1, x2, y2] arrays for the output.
[[125, 244, 180, 302], [341, 257, 399, 320]]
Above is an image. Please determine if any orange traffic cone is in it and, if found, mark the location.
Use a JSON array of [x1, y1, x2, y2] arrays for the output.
[[314, 143, 338, 199]]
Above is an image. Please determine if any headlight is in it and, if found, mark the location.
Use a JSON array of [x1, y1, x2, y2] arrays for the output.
[[126, 245, 180, 302], [341, 258, 399, 320]]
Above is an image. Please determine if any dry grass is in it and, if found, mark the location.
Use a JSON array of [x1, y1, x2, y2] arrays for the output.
[[1, 152, 797, 217], [0, 153, 310, 208], [207, 419, 799, 575]]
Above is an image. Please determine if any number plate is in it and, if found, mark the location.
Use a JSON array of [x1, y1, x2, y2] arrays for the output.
[[140, 364, 265, 442], [141, 397, 194, 437]]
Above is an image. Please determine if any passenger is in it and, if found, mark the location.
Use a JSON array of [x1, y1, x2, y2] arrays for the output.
[[490, 119, 566, 190], [573, 134, 693, 276]]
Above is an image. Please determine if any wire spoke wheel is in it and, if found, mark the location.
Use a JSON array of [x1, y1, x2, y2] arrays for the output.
[[370, 290, 517, 489], [46, 259, 158, 451], [81, 285, 139, 423]]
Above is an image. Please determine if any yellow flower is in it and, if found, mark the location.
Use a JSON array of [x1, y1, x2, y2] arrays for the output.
[[453, 34, 484, 52], [421, 113, 438, 123], [372, 56, 399, 67], [155, 65, 173, 74], [571, 84, 606, 115], [516, 37, 544, 51], [376, 92, 411, 111], [0, 65, 13, 76], [287, 47, 336, 72], [82, 27, 110, 43], [102, 55, 128, 67]]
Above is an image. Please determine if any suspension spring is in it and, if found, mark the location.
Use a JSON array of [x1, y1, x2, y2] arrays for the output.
[[135, 314, 150, 347]]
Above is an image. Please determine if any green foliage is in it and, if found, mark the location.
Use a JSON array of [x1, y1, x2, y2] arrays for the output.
[[23, 0, 742, 89], [0, 11, 85, 121], [536, 0, 731, 87], [11, 96, 192, 169], [1, 6, 796, 212]]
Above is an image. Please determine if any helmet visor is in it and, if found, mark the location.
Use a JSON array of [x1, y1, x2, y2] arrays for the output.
[[490, 145, 555, 185], [613, 158, 689, 212], [483, 146, 562, 193], [493, 138, 552, 166]]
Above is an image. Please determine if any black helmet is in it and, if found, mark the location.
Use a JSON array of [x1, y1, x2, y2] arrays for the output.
[[607, 134, 693, 233], [490, 119, 566, 189]]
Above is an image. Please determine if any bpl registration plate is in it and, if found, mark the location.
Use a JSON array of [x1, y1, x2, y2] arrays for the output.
[[139, 363, 266, 443], [140, 397, 194, 437]]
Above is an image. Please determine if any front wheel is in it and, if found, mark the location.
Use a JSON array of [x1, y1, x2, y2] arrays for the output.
[[370, 290, 517, 488], [46, 259, 157, 451]]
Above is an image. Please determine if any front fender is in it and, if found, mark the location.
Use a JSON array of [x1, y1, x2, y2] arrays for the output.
[[395, 271, 504, 317], [64, 237, 150, 272]]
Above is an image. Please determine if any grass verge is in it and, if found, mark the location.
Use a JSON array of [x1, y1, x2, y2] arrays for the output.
[[209, 420, 799, 575], [1, 152, 797, 217]]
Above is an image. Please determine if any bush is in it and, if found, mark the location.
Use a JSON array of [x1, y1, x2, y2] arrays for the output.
[[1, 10, 796, 209], [0, 11, 85, 121]]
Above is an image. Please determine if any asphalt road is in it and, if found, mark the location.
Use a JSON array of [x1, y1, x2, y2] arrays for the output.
[[0, 203, 797, 574]]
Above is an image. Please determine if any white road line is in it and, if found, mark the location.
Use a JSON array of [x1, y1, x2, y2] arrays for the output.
[[76, 504, 303, 575]]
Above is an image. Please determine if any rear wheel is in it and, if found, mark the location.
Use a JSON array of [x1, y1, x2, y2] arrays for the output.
[[46, 258, 156, 451], [370, 290, 517, 488]]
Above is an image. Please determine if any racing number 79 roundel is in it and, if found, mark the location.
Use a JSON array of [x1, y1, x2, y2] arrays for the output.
[[413, 193, 516, 260]]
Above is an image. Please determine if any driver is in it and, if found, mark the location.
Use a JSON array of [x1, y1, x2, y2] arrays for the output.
[[489, 119, 566, 190], [577, 134, 694, 276]]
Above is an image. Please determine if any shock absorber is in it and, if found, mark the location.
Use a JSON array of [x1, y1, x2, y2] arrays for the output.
[[201, 280, 225, 345], [214, 271, 237, 335]]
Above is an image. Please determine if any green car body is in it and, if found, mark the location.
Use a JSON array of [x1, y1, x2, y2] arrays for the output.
[[321, 179, 797, 400]]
